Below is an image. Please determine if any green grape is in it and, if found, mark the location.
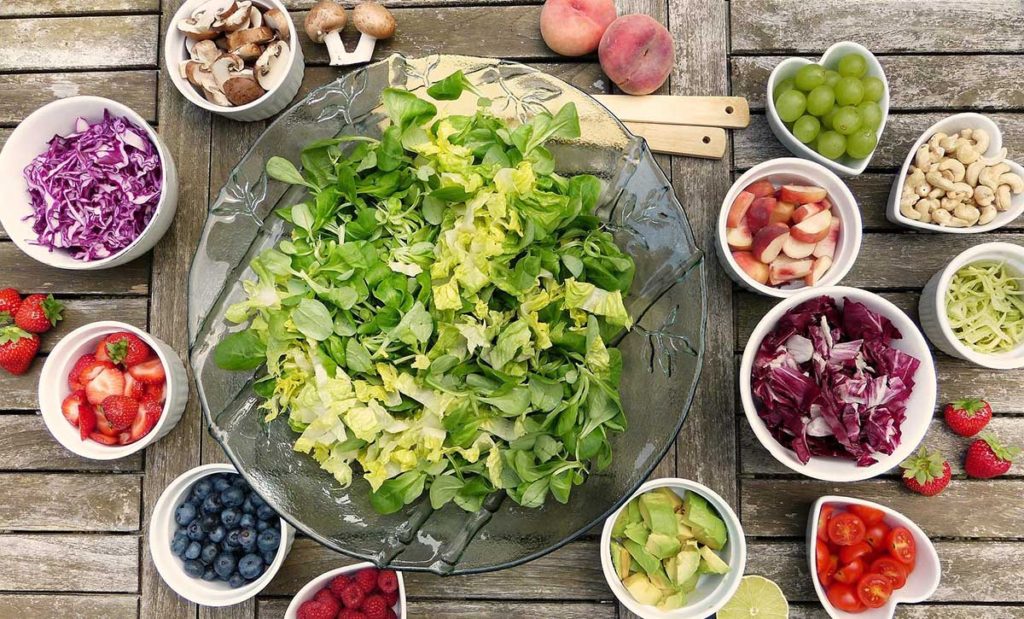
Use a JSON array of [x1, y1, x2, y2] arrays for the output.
[[793, 115, 821, 144], [806, 85, 835, 117], [816, 131, 847, 160], [832, 106, 862, 135], [857, 101, 882, 130], [846, 128, 878, 159], [824, 70, 842, 87], [773, 78, 796, 101], [794, 64, 826, 92], [837, 53, 867, 78], [821, 107, 837, 129], [835, 77, 864, 106], [775, 89, 807, 123], [862, 76, 885, 102]]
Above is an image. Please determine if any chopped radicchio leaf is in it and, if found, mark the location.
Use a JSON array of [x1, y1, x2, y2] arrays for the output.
[[751, 296, 921, 467]]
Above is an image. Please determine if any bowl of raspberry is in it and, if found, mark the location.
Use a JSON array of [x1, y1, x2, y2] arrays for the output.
[[286, 563, 406, 619]]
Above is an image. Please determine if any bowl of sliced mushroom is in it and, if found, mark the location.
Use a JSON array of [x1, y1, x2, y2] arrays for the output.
[[165, 0, 304, 121], [887, 113, 1024, 233]]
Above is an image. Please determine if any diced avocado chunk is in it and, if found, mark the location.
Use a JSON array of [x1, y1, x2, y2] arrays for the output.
[[639, 491, 678, 536], [675, 514, 695, 540], [648, 566, 675, 594], [612, 499, 638, 538], [677, 570, 701, 594], [670, 546, 701, 585], [683, 491, 728, 551], [623, 521, 649, 546], [645, 532, 682, 560], [610, 541, 632, 580], [653, 486, 684, 511], [698, 545, 730, 575], [623, 539, 661, 576], [657, 591, 687, 611], [623, 573, 662, 606], [626, 497, 641, 525]]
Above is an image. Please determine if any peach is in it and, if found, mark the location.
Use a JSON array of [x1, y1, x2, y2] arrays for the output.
[[782, 235, 815, 259], [813, 218, 841, 259], [727, 191, 755, 228], [732, 251, 769, 285], [792, 201, 827, 223], [744, 179, 776, 198], [598, 14, 674, 95], [790, 210, 832, 243], [751, 222, 790, 264], [540, 0, 617, 57], [769, 200, 796, 225], [779, 185, 827, 205], [747, 196, 777, 234], [805, 255, 833, 286], [726, 219, 753, 251], [769, 256, 814, 285]]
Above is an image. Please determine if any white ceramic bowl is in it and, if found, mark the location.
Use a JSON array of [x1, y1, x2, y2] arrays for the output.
[[600, 478, 747, 619], [285, 563, 408, 618], [766, 41, 889, 177], [39, 321, 188, 460], [150, 463, 295, 607], [0, 96, 179, 270], [919, 242, 1024, 369], [886, 113, 1024, 233], [808, 496, 940, 619], [716, 158, 862, 298], [165, 0, 304, 122], [740, 286, 937, 481]]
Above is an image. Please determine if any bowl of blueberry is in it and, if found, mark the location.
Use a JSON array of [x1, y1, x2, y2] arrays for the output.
[[150, 463, 294, 606]]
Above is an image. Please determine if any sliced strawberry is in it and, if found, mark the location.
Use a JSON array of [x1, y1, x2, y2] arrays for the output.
[[78, 400, 97, 440], [124, 373, 146, 399], [95, 339, 110, 362], [128, 401, 162, 442], [128, 359, 166, 384], [145, 382, 166, 404], [68, 354, 97, 391], [89, 432, 119, 446], [80, 359, 115, 386], [61, 391, 87, 427], [85, 366, 126, 405], [94, 407, 118, 437], [118, 431, 132, 446]]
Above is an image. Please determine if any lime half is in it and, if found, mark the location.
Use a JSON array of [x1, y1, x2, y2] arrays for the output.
[[717, 575, 790, 618]]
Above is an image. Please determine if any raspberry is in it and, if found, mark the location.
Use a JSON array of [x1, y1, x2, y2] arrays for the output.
[[377, 569, 399, 594], [361, 594, 388, 619], [385, 609, 397, 619], [330, 573, 352, 599], [296, 600, 336, 619], [313, 587, 340, 614], [339, 610, 367, 619], [384, 589, 399, 607], [340, 582, 365, 609], [354, 567, 380, 593]]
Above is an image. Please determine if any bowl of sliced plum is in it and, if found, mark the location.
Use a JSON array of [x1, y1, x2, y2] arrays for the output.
[[717, 157, 862, 298], [39, 321, 188, 459]]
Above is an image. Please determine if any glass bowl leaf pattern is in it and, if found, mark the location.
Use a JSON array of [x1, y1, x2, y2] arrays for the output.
[[188, 54, 706, 575]]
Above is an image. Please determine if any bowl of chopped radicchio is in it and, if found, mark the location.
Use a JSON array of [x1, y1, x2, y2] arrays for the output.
[[0, 96, 178, 270], [740, 286, 936, 481]]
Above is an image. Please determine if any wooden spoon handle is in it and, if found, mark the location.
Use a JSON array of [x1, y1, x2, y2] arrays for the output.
[[597, 95, 750, 129], [623, 123, 726, 159]]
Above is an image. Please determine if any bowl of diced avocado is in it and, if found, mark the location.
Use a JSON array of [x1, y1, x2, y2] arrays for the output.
[[600, 478, 747, 619]]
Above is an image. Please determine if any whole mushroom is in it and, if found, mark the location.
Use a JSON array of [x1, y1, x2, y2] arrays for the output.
[[350, 2, 397, 63], [305, 0, 397, 66], [305, 1, 350, 65]]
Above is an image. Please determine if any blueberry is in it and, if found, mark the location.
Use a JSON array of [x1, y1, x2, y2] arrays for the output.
[[241, 497, 255, 514], [186, 519, 206, 542], [262, 550, 277, 566], [237, 553, 264, 580], [231, 475, 249, 489], [213, 477, 232, 492], [220, 507, 241, 528], [238, 527, 257, 552], [213, 552, 237, 579], [183, 559, 205, 578], [202, 567, 217, 581], [170, 533, 189, 557], [256, 504, 276, 521], [256, 519, 269, 532], [223, 529, 241, 550], [200, 514, 220, 532], [184, 541, 202, 560], [201, 543, 219, 565], [257, 528, 281, 553], [174, 502, 197, 526], [249, 492, 265, 508], [239, 514, 256, 529], [192, 479, 213, 500], [221, 487, 245, 508], [201, 493, 223, 514], [208, 525, 227, 544], [228, 572, 246, 588]]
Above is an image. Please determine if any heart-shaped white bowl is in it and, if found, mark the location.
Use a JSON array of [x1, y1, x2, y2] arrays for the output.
[[807, 496, 941, 619], [766, 41, 889, 177], [285, 563, 407, 619], [886, 113, 1024, 233]]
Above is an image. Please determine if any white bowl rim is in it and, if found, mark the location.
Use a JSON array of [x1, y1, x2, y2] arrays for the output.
[[283, 562, 408, 619], [0, 96, 172, 270], [739, 286, 937, 481], [765, 41, 889, 176], [39, 320, 180, 460], [927, 241, 1024, 368], [888, 112, 1024, 233], [599, 477, 748, 619], [149, 462, 294, 607], [807, 495, 941, 619], [164, 0, 299, 114], [717, 157, 863, 298]]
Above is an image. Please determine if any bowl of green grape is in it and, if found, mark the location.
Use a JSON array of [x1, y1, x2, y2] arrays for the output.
[[766, 41, 888, 177]]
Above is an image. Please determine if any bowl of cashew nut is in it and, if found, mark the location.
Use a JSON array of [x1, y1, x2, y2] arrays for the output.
[[887, 113, 1024, 233]]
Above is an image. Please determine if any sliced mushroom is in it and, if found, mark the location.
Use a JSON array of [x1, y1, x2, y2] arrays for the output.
[[178, 13, 219, 41], [179, 59, 201, 80], [190, 39, 221, 65], [204, 86, 232, 107], [232, 42, 264, 63], [263, 8, 290, 41], [248, 5, 263, 28], [254, 41, 289, 90], [214, 2, 252, 32], [222, 76, 266, 106], [226, 26, 274, 49], [215, 36, 232, 50], [210, 53, 246, 88]]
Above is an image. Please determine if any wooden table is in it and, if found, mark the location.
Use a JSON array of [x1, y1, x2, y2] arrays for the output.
[[2, 1, 1023, 617]]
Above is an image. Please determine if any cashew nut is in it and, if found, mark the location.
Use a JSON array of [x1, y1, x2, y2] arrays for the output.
[[915, 145, 933, 169], [953, 202, 981, 225], [917, 197, 940, 222], [999, 172, 1024, 194], [928, 132, 948, 150], [939, 135, 960, 152], [959, 128, 974, 141], [940, 196, 962, 211], [956, 143, 980, 165], [979, 147, 1008, 167], [974, 185, 995, 206], [916, 182, 932, 198], [966, 160, 985, 187], [997, 184, 1012, 211], [979, 205, 997, 225], [972, 129, 990, 154], [928, 186, 946, 199], [951, 182, 974, 199], [979, 165, 1004, 190], [900, 196, 922, 220], [947, 216, 971, 228], [939, 159, 966, 182], [926, 170, 956, 192], [931, 208, 952, 225]]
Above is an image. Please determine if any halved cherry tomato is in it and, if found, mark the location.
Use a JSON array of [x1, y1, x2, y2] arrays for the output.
[[818, 554, 839, 587], [827, 583, 863, 612], [865, 522, 891, 550], [817, 505, 835, 542], [816, 539, 831, 567], [834, 558, 866, 585], [886, 527, 917, 566], [828, 512, 867, 546], [870, 557, 909, 590], [857, 573, 894, 608], [839, 541, 873, 564], [848, 504, 886, 525]]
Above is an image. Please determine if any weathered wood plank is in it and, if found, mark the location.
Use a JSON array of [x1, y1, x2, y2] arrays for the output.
[[746, 541, 1024, 603], [731, 0, 1024, 54], [0, 473, 140, 531], [0, 534, 138, 592], [259, 598, 617, 618], [788, 604, 1024, 619], [0, 0, 157, 16], [0, 244, 150, 295], [734, 113, 1024, 171], [0, 71, 158, 125], [733, 55, 1024, 112], [3, 364, 47, 410], [0, 129, 10, 150], [0, 414, 142, 471], [0, 594, 137, 619], [0, 16, 159, 71], [38, 297, 148, 352]]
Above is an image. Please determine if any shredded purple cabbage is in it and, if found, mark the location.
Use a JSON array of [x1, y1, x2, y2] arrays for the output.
[[752, 296, 921, 467], [22, 110, 162, 261]]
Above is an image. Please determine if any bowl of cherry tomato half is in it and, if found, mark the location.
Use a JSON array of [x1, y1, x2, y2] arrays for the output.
[[808, 496, 940, 618]]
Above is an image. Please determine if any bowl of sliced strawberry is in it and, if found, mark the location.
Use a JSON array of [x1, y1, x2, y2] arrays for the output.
[[39, 320, 188, 459]]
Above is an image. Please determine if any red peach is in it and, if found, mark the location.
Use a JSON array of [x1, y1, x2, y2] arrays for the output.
[[792, 202, 828, 223], [598, 14, 674, 95], [747, 196, 777, 234], [805, 255, 833, 286], [751, 222, 790, 264], [778, 185, 827, 205], [790, 210, 832, 243], [781, 235, 816, 259], [727, 191, 755, 228], [813, 218, 841, 259], [732, 251, 769, 285], [726, 219, 753, 251], [744, 179, 776, 198], [540, 0, 617, 56], [769, 256, 814, 285], [770, 200, 796, 225]]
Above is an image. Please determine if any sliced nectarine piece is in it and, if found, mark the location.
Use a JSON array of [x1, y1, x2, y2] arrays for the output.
[[804, 255, 833, 286], [726, 219, 753, 251], [732, 251, 769, 285], [770, 201, 796, 225], [782, 235, 816, 259], [813, 218, 841, 259], [792, 201, 828, 223], [744, 179, 776, 198], [751, 222, 790, 263], [769, 255, 814, 285], [779, 185, 827, 205], [747, 196, 777, 234], [790, 210, 832, 243], [727, 191, 755, 228]]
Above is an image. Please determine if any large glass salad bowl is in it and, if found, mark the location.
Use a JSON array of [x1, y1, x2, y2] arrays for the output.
[[188, 54, 706, 574]]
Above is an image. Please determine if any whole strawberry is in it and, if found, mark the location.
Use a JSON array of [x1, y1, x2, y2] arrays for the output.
[[944, 398, 992, 437], [0, 288, 21, 324], [99, 395, 139, 431], [964, 433, 1020, 479], [14, 294, 63, 334], [899, 447, 951, 496], [0, 326, 40, 375], [102, 331, 153, 366]]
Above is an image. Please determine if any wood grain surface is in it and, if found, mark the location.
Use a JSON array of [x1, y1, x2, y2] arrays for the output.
[[0, 473, 141, 531]]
